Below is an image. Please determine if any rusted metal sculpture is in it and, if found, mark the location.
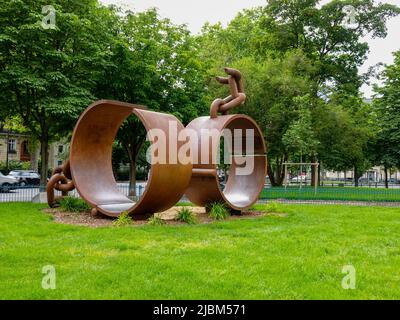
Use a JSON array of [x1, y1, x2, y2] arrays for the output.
[[68, 100, 192, 218], [210, 67, 246, 118], [47, 68, 266, 218], [47, 160, 75, 207], [185, 68, 267, 211]]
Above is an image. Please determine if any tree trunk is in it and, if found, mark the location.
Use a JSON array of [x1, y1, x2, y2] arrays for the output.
[[267, 162, 276, 186], [354, 165, 361, 187], [5, 132, 10, 171], [267, 157, 286, 187], [267, 161, 276, 186], [30, 142, 40, 172], [129, 158, 137, 198], [126, 147, 137, 198], [317, 161, 321, 186], [40, 136, 49, 189], [384, 166, 389, 189]]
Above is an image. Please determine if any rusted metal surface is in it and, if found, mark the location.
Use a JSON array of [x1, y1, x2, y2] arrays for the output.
[[210, 67, 246, 118], [185, 115, 267, 211], [69, 100, 192, 218], [47, 160, 75, 207], [186, 68, 267, 212], [47, 68, 266, 217]]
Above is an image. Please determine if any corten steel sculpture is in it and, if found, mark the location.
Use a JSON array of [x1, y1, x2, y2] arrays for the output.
[[47, 68, 266, 217], [47, 160, 75, 207], [47, 100, 192, 219], [185, 68, 267, 211]]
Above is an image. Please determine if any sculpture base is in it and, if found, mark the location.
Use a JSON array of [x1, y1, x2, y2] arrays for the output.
[[32, 192, 48, 203]]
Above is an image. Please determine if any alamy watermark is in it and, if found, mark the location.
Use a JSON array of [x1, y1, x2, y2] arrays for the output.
[[144, 122, 259, 176], [342, 5, 358, 30], [341, 265, 356, 290], [42, 265, 56, 290], [41, 5, 56, 29]]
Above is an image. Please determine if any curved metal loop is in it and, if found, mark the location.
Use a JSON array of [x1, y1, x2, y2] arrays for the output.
[[47, 161, 75, 208], [47, 173, 70, 207], [210, 67, 246, 118]]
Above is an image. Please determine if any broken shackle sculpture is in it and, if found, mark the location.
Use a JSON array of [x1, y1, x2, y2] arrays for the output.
[[185, 68, 267, 211], [47, 68, 267, 218]]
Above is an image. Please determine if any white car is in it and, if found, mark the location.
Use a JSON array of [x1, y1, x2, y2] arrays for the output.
[[0, 172, 18, 191]]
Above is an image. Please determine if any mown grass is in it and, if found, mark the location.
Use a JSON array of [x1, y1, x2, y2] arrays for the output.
[[261, 186, 400, 202], [0, 202, 400, 299]]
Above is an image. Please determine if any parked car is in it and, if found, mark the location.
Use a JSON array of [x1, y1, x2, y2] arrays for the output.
[[290, 175, 307, 182], [388, 178, 400, 184], [0, 172, 19, 191], [8, 170, 41, 186]]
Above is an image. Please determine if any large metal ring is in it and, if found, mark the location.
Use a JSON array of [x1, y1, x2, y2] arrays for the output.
[[70, 100, 193, 218], [185, 114, 267, 211]]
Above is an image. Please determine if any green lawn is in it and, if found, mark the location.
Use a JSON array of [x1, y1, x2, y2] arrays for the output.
[[1, 203, 400, 299], [261, 186, 400, 202]]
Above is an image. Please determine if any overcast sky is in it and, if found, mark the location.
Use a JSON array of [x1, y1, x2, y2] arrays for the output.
[[100, 0, 400, 98]]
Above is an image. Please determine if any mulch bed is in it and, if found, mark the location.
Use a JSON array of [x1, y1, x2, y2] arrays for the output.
[[43, 206, 268, 228]]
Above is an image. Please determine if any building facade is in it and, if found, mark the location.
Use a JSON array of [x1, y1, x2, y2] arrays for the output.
[[0, 131, 68, 171], [0, 131, 31, 164]]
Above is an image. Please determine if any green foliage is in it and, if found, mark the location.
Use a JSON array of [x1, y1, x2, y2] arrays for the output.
[[0, 0, 116, 184], [373, 50, 400, 171], [97, 8, 208, 193], [113, 211, 133, 227], [0, 160, 30, 174], [176, 207, 197, 225], [198, 0, 399, 186], [59, 196, 91, 213], [148, 216, 166, 226], [208, 202, 230, 221], [263, 201, 283, 213], [282, 95, 319, 159]]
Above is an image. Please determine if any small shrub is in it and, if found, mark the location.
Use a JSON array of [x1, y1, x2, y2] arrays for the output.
[[113, 211, 132, 227], [208, 202, 230, 221], [148, 216, 165, 226], [59, 196, 91, 213], [264, 201, 281, 213], [176, 207, 197, 224]]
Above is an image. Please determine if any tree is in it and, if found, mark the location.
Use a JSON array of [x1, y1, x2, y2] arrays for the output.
[[283, 95, 319, 163], [95, 8, 208, 196], [0, 0, 115, 185], [314, 98, 375, 186], [373, 51, 400, 187], [198, 0, 399, 185], [231, 52, 316, 186]]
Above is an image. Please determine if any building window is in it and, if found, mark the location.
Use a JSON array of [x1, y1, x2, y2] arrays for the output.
[[58, 145, 64, 154], [8, 139, 16, 153]]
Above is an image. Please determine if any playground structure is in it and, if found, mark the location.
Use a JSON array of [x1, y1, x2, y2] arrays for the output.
[[47, 68, 267, 218]]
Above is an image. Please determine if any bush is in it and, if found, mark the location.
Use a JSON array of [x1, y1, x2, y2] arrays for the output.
[[113, 211, 133, 227], [148, 216, 165, 226], [59, 196, 91, 213], [176, 207, 197, 224], [208, 202, 230, 221], [0, 160, 31, 175], [264, 201, 282, 213]]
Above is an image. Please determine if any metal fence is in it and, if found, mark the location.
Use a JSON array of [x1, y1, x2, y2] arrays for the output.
[[1, 184, 400, 205], [0, 183, 146, 203], [260, 186, 400, 205]]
